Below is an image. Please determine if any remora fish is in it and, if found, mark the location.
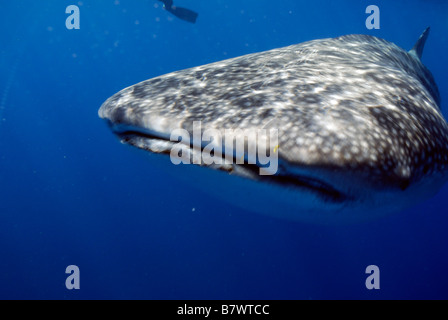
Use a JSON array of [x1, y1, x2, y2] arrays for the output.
[[99, 28, 448, 222]]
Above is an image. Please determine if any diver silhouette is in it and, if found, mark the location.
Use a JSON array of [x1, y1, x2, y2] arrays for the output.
[[158, 0, 198, 24]]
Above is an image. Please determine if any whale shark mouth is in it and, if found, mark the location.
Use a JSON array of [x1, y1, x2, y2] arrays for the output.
[[240, 163, 350, 203], [112, 124, 350, 204]]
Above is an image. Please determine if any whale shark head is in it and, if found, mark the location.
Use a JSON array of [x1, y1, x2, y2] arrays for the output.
[[99, 29, 448, 222]]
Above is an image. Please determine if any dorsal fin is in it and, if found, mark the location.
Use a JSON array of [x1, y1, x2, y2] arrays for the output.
[[409, 27, 430, 60]]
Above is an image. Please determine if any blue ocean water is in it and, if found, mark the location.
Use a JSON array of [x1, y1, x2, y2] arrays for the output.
[[0, 0, 447, 299]]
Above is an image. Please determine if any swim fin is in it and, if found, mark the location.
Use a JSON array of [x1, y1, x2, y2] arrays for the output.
[[165, 5, 198, 23]]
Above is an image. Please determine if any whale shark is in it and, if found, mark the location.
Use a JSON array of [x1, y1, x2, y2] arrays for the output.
[[99, 28, 448, 222]]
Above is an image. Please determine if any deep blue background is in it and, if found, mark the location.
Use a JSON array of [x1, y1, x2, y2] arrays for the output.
[[0, 0, 447, 299]]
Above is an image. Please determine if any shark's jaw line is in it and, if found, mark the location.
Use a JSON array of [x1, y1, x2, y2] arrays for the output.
[[112, 122, 351, 204]]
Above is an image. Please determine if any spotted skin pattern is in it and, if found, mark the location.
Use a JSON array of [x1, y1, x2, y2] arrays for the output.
[[99, 31, 448, 216]]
